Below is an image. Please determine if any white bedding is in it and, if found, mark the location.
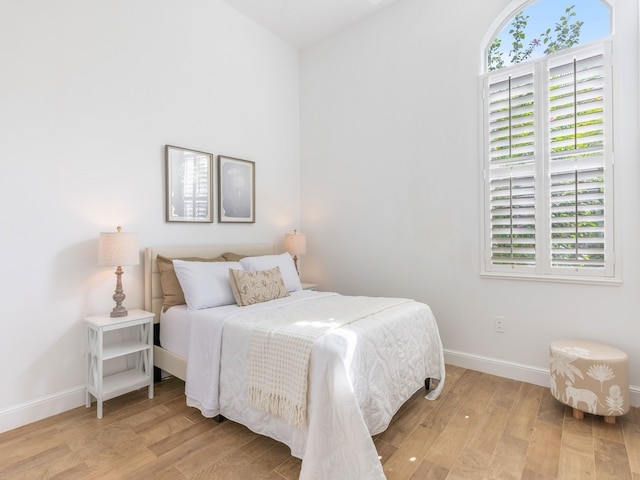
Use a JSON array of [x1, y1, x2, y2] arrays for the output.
[[180, 290, 445, 480]]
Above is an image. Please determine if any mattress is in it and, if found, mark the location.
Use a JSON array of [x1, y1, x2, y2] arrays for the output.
[[158, 305, 191, 358]]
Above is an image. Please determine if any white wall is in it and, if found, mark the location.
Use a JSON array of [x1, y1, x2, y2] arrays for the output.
[[300, 0, 640, 403], [0, 0, 300, 432]]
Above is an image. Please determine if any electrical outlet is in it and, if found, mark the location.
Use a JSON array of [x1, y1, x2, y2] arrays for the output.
[[495, 316, 505, 333]]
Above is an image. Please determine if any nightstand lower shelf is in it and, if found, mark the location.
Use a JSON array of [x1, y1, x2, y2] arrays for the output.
[[92, 369, 152, 402]]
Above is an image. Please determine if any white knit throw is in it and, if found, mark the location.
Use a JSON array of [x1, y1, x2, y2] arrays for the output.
[[248, 295, 410, 428]]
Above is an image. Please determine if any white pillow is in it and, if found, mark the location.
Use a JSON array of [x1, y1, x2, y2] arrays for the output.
[[172, 260, 242, 311], [239, 253, 302, 293]]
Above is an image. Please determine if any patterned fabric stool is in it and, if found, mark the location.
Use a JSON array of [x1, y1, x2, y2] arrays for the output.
[[550, 339, 629, 424]]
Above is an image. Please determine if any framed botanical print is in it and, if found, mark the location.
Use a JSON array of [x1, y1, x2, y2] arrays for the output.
[[165, 145, 213, 223], [217, 155, 255, 223]]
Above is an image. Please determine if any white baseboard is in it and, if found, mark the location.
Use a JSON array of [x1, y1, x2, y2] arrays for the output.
[[0, 386, 86, 434], [444, 349, 640, 408]]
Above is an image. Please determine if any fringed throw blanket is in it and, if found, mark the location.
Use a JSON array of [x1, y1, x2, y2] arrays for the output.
[[248, 295, 411, 428]]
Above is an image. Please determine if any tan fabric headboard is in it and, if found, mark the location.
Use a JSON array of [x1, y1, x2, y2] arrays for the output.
[[144, 243, 274, 324]]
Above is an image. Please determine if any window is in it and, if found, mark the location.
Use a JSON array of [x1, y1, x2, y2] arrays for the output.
[[481, 1, 615, 282]]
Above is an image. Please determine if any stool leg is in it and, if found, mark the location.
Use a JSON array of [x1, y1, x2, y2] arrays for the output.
[[573, 408, 584, 420], [604, 416, 616, 425]]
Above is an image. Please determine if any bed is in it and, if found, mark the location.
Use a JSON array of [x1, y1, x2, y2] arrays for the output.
[[144, 243, 445, 480]]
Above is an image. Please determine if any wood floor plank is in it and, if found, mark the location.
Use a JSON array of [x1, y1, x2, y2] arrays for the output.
[[138, 414, 200, 447], [623, 421, 640, 476], [523, 419, 562, 478], [81, 449, 158, 480], [461, 372, 501, 415], [0, 372, 637, 480], [594, 436, 633, 480], [376, 388, 437, 448], [465, 404, 510, 458], [592, 414, 626, 442], [422, 401, 485, 471], [66, 421, 150, 471], [537, 389, 565, 425], [624, 406, 640, 425], [486, 433, 530, 479], [504, 382, 544, 442], [273, 455, 302, 479], [240, 432, 282, 459], [174, 423, 259, 477], [49, 462, 93, 480], [519, 468, 558, 480], [0, 443, 72, 479], [558, 410, 596, 480], [488, 375, 522, 411], [421, 369, 484, 433], [0, 425, 65, 469], [148, 467, 189, 480], [383, 423, 443, 480], [191, 450, 273, 480], [125, 423, 236, 479], [250, 441, 296, 473], [408, 459, 449, 480], [375, 437, 398, 465], [445, 446, 491, 480]]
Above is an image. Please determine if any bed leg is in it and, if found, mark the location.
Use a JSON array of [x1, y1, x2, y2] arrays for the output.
[[214, 415, 226, 423], [425, 378, 431, 391], [153, 323, 162, 383]]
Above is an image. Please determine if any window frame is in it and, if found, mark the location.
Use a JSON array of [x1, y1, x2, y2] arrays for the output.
[[480, 40, 619, 285]]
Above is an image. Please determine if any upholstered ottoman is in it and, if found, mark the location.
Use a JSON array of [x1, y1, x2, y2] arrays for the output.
[[550, 339, 629, 424]]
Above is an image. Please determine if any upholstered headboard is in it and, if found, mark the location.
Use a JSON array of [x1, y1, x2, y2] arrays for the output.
[[144, 243, 274, 324]]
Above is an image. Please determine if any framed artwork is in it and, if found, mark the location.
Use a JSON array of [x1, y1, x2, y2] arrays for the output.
[[165, 145, 214, 223], [217, 155, 255, 223]]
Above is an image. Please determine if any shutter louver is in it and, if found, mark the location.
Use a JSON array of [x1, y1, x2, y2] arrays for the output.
[[181, 152, 211, 219]]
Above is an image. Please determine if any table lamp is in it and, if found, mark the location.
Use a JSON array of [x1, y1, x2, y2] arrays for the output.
[[98, 226, 139, 317], [284, 229, 307, 275]]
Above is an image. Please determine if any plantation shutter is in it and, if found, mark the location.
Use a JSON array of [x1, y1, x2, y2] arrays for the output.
[[548, 45, 610, 272], [483, 42, 613, 279], [486, 68, 537, 268], [182, 151, 211, 219]]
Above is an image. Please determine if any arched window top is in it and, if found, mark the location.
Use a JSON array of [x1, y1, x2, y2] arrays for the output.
[[485, 0, 612, 72]]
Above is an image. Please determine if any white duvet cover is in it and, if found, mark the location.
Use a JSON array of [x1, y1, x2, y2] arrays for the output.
[[183, 291, 445, 480]]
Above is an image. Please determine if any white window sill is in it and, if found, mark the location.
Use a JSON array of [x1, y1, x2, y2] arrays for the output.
[[480, 271, 622, 286]]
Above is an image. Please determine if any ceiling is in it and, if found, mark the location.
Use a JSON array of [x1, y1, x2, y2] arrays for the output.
[[222, 0, 403, 49]]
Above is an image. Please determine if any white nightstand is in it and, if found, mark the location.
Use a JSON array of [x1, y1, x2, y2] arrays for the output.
[[84, 309, 154, 418], [301, 283, 318, 291]]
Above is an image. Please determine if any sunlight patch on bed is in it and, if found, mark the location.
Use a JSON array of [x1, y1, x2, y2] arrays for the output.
[[295, 318, 340, 329], [328, 328, 359, 370]]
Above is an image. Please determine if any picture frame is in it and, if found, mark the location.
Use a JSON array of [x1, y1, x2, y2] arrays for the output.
[[217, 155, 255, 223], [165, 145, 214, 223]]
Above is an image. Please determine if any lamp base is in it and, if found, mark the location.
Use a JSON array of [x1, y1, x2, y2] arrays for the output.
[[110, 305, 128, 318], [110, 266, 129, 318]]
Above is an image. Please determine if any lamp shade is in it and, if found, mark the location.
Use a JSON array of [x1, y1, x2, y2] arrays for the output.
[[98, 228, 139, 266], [284, 230, 307, 256]]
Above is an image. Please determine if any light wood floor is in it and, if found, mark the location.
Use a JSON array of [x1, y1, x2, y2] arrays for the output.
[[1, 365, 638, 479]]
